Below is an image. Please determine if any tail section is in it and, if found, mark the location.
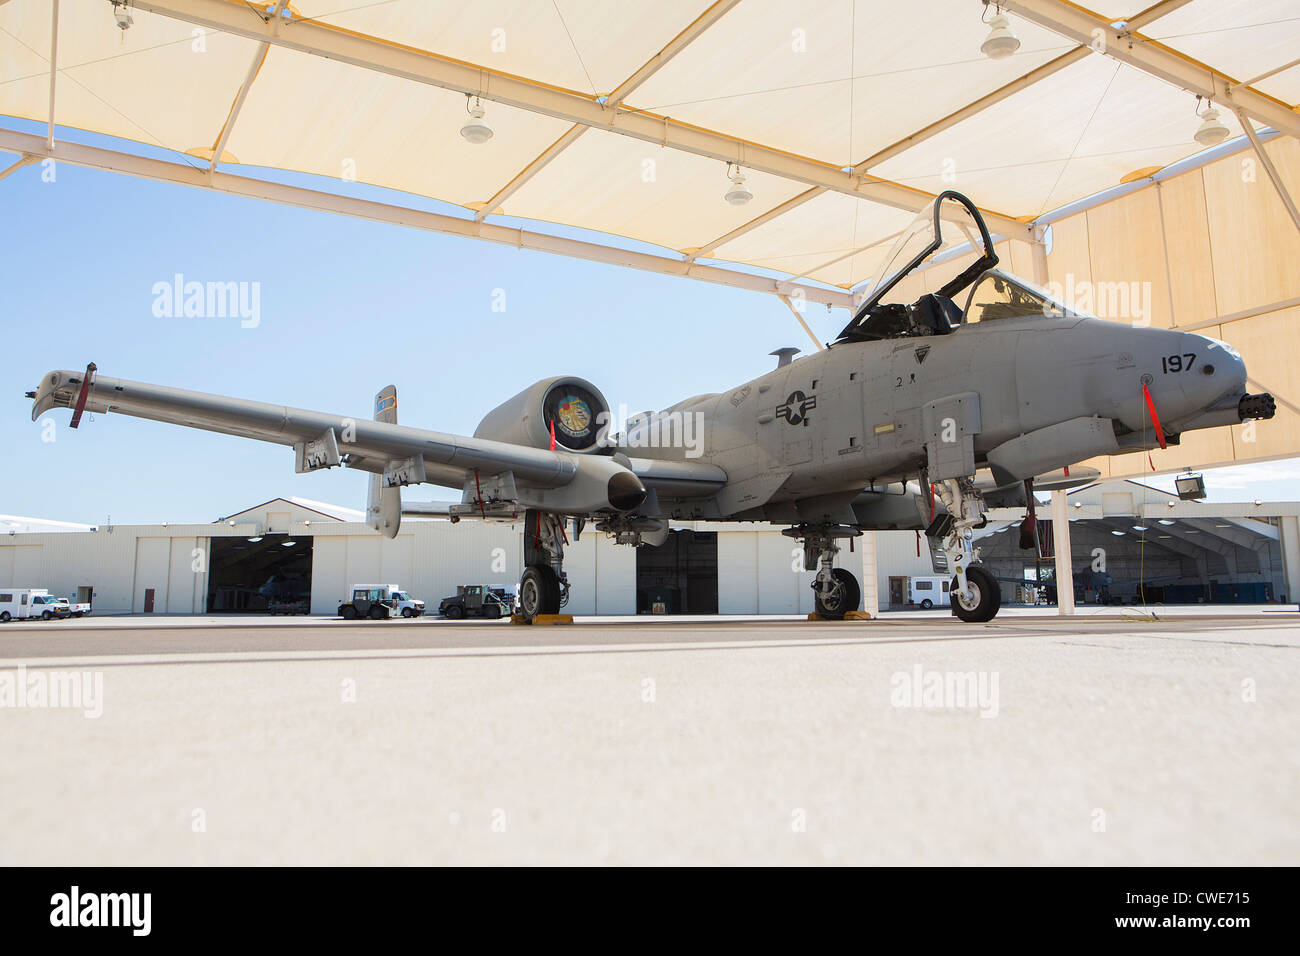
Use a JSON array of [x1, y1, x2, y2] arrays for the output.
[[367, 385, 402, 538]]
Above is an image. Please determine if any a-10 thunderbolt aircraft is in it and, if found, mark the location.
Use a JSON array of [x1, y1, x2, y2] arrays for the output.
[[30, 191, 1276, 623]]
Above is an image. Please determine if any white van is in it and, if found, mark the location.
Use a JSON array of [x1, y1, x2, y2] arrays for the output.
[[907, 576, 951, 609], [0, 588, 66, 622]]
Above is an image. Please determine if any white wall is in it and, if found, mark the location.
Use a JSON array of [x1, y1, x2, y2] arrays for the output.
[[12, 503, 1291, 616]]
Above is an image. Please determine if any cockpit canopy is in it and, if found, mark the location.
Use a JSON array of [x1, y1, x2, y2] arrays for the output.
[[835, 190, 997, 343], [833, 191, 1083, 343], [963, 270, 1075, 324]]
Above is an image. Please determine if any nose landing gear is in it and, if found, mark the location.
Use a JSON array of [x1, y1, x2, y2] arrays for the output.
[[931, 477, 1001, 623]]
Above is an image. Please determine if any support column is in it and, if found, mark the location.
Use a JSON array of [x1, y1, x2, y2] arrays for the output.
[[1279, 515, 1300, 606], [1050, 490, 1075, 615], [859, 531, 880, 618]]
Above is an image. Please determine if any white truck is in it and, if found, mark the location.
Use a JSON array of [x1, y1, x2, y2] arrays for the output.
[[337, 584, 425, 620], [907, 576, 951, 609], [55, 597, 91, 618], [0, 588, 68, 621]]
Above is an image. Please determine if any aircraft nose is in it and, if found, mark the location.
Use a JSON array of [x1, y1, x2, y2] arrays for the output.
[[1194, 334, 1247, 392]]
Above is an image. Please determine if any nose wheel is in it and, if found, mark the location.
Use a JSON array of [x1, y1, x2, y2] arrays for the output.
[[950, 566, 1000, 623], [931, 476, 1001, 623]]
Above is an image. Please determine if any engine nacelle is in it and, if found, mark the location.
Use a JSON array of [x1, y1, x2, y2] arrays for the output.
[[474, 376, 610, 454]]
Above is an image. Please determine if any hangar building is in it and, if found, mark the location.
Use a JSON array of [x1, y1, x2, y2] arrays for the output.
[[2, 482, 1296, 616]]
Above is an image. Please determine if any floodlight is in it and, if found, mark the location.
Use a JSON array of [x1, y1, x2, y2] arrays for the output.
[[724, 164, 752, 206], [981, 11, 1020, 60], [1175, 474, 1206, 501], [460, 97, 494, 144], [1194, 107, 1229, 147]]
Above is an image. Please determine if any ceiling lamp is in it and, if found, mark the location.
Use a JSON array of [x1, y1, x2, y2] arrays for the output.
[[1193, 98, 1229, 146], [981, 7, 1020, 60], [460, 96, 494, 145], [724, 163, 752, 206], [111, 1, 133, 31]]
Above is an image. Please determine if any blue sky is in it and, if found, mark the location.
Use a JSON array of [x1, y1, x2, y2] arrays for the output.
[[2, 126, 1295, 524], [0, 128, 850, 525]]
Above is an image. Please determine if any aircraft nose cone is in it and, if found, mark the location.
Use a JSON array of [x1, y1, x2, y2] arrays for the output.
[[607, 471, 647, 512], [1195, 334, 1247, 390]]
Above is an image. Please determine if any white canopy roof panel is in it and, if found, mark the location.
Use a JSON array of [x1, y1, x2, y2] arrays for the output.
[[2, 0, 1296, 299]]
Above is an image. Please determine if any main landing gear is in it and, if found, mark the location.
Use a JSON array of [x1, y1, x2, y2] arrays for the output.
[[783, 524, 862, 620], [518, 509, 570, 621], [930, 477, 1000, 623]]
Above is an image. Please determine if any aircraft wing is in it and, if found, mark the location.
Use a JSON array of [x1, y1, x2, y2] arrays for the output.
[[401, 456, 727, 519], [30, 368, 650, 530]]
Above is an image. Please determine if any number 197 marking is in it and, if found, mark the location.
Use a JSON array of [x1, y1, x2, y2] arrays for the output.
[[1162, 353, 1195, 374]]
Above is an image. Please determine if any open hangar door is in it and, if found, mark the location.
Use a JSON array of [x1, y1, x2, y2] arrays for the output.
[[979, 516, 1284, 606], [636, 529, 718, 614], [207, 534, 313, 613]]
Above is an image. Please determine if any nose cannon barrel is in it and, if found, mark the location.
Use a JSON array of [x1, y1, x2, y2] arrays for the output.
[[1239, 393, 1276, 421]]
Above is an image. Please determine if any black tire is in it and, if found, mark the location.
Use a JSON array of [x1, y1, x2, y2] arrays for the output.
[[41, 610, 53, 621], [368, 605, 387, 620], [813, 568, 860, 620], [340, 605, 357, 620], [401, 607, 413, 618], [445, 604, 464, 620], [519, 565, 562, 621], [485, 604, 502, 620], [0, 611, 9, 622], [951, 567, 1000, 623], [920, 598, 933, 609]]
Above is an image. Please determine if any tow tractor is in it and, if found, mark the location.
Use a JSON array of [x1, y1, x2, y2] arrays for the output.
[[438, 585, 513, 620], [338, 584, 425, 620]]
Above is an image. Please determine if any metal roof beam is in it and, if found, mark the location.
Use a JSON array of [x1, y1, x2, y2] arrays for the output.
[[861, 48, 1088, 171], [1000, 0, 1300, 140], [207, 0, 288, 179], [45, 0, 58, 150], [474, 0, 741, 222], [861, 0, 1193, 170], [692, 0, 1194, 259], [0, 127, 855, 310], [128, 0, 1031, 238], [0, 153, 36, 182]]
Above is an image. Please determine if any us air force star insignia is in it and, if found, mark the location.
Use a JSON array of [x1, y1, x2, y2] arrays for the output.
[[914, 345, 930, 364], [776, 390, 817, 426]]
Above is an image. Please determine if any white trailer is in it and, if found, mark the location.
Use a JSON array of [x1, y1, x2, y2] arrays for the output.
[[907, 576, 951, 609], [0, 588, 66, 622]]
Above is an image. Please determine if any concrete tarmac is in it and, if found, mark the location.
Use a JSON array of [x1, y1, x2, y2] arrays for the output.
[[1, 610, 1296, 865]]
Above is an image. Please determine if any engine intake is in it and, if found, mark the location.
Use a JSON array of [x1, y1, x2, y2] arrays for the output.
[[474, 376, 610, 453]]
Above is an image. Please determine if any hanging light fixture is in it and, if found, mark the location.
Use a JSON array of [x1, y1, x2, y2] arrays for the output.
[[980, 4, 1020, 60], [111, 1, 133, 31], [460, 95, 494, 144], [1193, 97, 1229, 146], [724, 163, 752, 206]]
